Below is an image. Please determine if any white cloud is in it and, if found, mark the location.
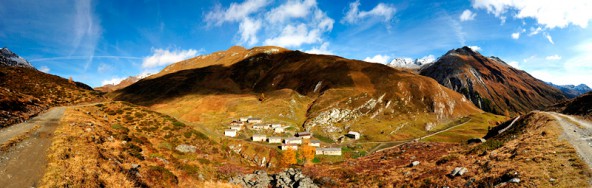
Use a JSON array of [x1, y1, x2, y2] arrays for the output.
[[468, 45, 481, 51], [205, 0, 333, 48], [205, 0, 271, 25], [528, 27, 543, 36], [238, 18, 262, 45], [511, 32, 520, 39], [266, 0, 316, 23], [363, 54, 391, 64], [459, 9, 477, 22], [508, 61, 520, 69], [101, 77, 125, 86], [39, 66, 50, 73], [545, 54, 561, 60], [544, 33, 554, 44], [341, 0, 396, 24], [142, 48, 199, 68], [263, 24, 321, 47], [305, 42, 333, 55], [472, 0, 592, 29]]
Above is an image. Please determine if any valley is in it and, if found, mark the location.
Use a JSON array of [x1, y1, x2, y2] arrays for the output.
[[1, 45, 591, 187]]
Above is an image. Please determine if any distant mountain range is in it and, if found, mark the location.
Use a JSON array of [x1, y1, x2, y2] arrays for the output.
[[94, 73, 152, 92], [546, 82, 591, 98], [386, 56, 435, 70], [419, 46, 566, 115]]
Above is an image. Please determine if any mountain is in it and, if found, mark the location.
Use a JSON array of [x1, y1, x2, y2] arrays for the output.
[[113, 46, 481, 142], [95, 73, 152, 92], [420, 46, 566, 115], [0, 49, 101, 127], [386, 56, 435, 70], [0, 48, 34, 68], [547, 82, 591, 98], [548, 92, 592, 118]]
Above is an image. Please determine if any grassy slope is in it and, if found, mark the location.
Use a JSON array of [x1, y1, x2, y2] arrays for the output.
[[0, 66, 102, 126], [40, 102, 259, 187], [303, 112, 592, 187], [422, 112, 507, 143]]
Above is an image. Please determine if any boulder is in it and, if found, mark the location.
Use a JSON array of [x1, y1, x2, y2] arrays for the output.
[[450, 167, 468, 176], [175, 144, 197, 153], [508, 178, 520, 183], [230, 168, 318, 188], [410, 161, 420, 167], [467, 138, 486, 144]]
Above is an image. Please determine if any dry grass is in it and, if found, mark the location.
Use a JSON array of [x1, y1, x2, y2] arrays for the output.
[[303, 112, 592, 187], [39, 101, 257, 187]]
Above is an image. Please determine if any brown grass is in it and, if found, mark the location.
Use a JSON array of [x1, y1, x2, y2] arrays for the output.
[[303, 112, 592, 187]]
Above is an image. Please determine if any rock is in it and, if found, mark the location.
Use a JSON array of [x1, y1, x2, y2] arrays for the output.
[[450, 167, 468, 176], [131, 163, 141, 169], [467, 138, 486, 144], [508, 178, 520, 183], [230, 168, 318, 188], [175, 144, 197, 153], [410, 161, 420, 167], [549, 178, 556, 182]]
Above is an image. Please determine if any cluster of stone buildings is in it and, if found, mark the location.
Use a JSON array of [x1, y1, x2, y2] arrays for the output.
[[223, 117, 342, 156]]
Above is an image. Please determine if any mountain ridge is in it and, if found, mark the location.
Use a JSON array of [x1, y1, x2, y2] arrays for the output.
[[419, 46, 566, 115]]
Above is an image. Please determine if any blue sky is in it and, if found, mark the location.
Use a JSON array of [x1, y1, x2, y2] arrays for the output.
[[1, 0, 591, 87]]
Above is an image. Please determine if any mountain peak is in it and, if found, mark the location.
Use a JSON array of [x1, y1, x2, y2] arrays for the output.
[[444, 46, 480, 57], [0, 47, 34, 69]]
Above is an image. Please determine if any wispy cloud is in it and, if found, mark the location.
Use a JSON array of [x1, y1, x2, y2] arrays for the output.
[[472, 0, 592, 29], [39, 66, 50, 73], [511, 32, 520, 39], [141, 48, 199, 68], [546, 54, 561, 60], [341, 0, 396, 24], [459, 10, 476, 22], [28, 56, 142, 62]]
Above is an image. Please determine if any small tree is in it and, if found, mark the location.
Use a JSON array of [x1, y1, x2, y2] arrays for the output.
[[281, 148, 297, 167], [258, 93, 266, 102], [504, 109, 510, 118], [68, 76, 75, 85], [300, 140, 316, 165]]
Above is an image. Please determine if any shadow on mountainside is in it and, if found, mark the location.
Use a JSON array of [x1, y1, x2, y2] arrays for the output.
[[112, 51, 412, 106]]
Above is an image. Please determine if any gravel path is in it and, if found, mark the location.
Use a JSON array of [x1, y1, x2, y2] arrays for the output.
[[545, 112, 592, 170], [0, 107, 65, 187]]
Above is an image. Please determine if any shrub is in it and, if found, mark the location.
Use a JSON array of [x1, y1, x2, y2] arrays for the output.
[[125, 143, 144, 160], [146, 166, 178, 185]]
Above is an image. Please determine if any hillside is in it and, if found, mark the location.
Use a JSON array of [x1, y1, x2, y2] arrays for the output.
[[95, 74, 150, 93], [0, 62, 102, 127], [40, 102, 258, 187], [548, 92, 592, 118], [302, 111, 592, 187], [112, 46, 482, 143], [420, 46, 566, 115]]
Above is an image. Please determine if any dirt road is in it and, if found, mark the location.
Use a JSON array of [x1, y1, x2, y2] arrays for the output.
[[545, 112, 592, 170], [0, 107, 65, 187]]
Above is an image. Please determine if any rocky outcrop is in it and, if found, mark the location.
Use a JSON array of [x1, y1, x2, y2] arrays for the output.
[[0, 48, 34, 69], [230, 168, 318, 188]]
